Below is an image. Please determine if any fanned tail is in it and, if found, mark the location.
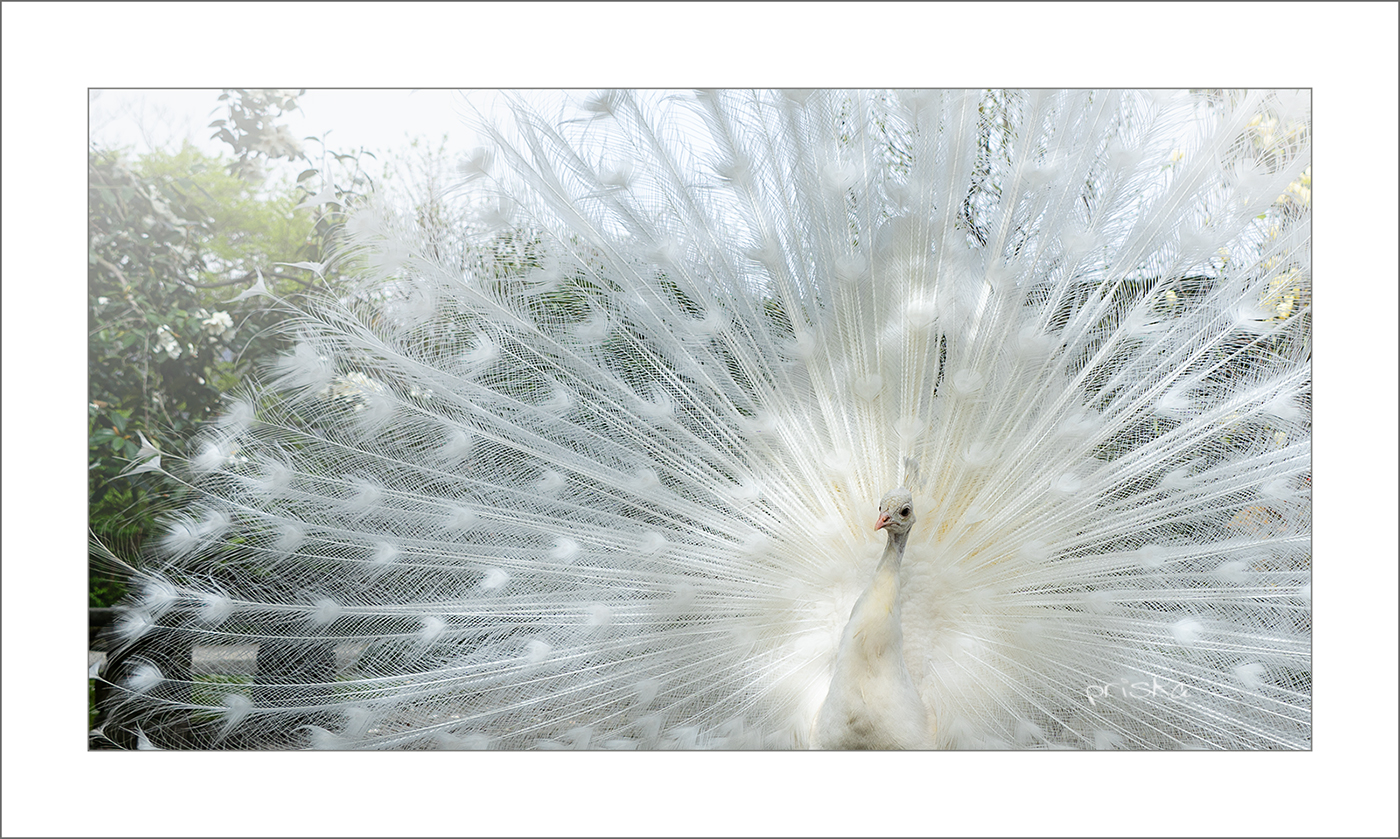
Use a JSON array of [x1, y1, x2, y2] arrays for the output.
[[97, 89, 1309, 749]]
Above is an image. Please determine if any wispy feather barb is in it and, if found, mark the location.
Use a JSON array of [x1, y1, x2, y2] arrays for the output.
[[96, 90, 1310, 750]]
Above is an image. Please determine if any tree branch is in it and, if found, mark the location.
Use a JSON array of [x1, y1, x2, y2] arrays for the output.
[[93, 254, 129, 285], [184, 269, 318, 292]]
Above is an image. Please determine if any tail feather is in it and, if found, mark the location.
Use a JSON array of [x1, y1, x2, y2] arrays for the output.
[[96, 89, 1310, 749]]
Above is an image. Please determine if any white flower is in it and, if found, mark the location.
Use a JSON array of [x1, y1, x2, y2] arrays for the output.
[[272, 125, 303, 157], [320, 372, 386, 408], [154, 325, 183, 360], [201, 311, 235, 339]]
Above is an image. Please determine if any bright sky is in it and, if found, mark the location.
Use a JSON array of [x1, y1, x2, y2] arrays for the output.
[[89, 88, 483, 158], [86, 88, 557, 185]]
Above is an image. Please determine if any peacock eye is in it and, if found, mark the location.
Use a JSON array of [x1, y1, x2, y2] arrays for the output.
[[900, 507, 911, 516]]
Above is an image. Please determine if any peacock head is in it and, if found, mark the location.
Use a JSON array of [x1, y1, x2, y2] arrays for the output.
[[875, 488, 916, 536]]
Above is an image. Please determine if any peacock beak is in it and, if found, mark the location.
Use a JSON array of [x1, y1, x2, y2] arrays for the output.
[[875, 512, 891, 531]]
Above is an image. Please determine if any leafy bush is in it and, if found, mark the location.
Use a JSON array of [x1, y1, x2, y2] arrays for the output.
[[87, 101, 364, 605]]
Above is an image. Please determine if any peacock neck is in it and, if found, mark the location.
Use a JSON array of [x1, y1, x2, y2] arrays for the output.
[[826, 525, 913, 688], [848, 528, 909, 636], [878, 529, 910, 574]]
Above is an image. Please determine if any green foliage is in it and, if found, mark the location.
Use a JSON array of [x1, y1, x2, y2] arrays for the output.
[[88, 91, 375, 607], [89, 146, 225, 603], [138, 145, 318, 282], [208, 88, 307, 183]]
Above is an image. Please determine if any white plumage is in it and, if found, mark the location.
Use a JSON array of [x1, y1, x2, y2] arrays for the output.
[[95, 89, 1311, 749], [814, 488, 930, 749]]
